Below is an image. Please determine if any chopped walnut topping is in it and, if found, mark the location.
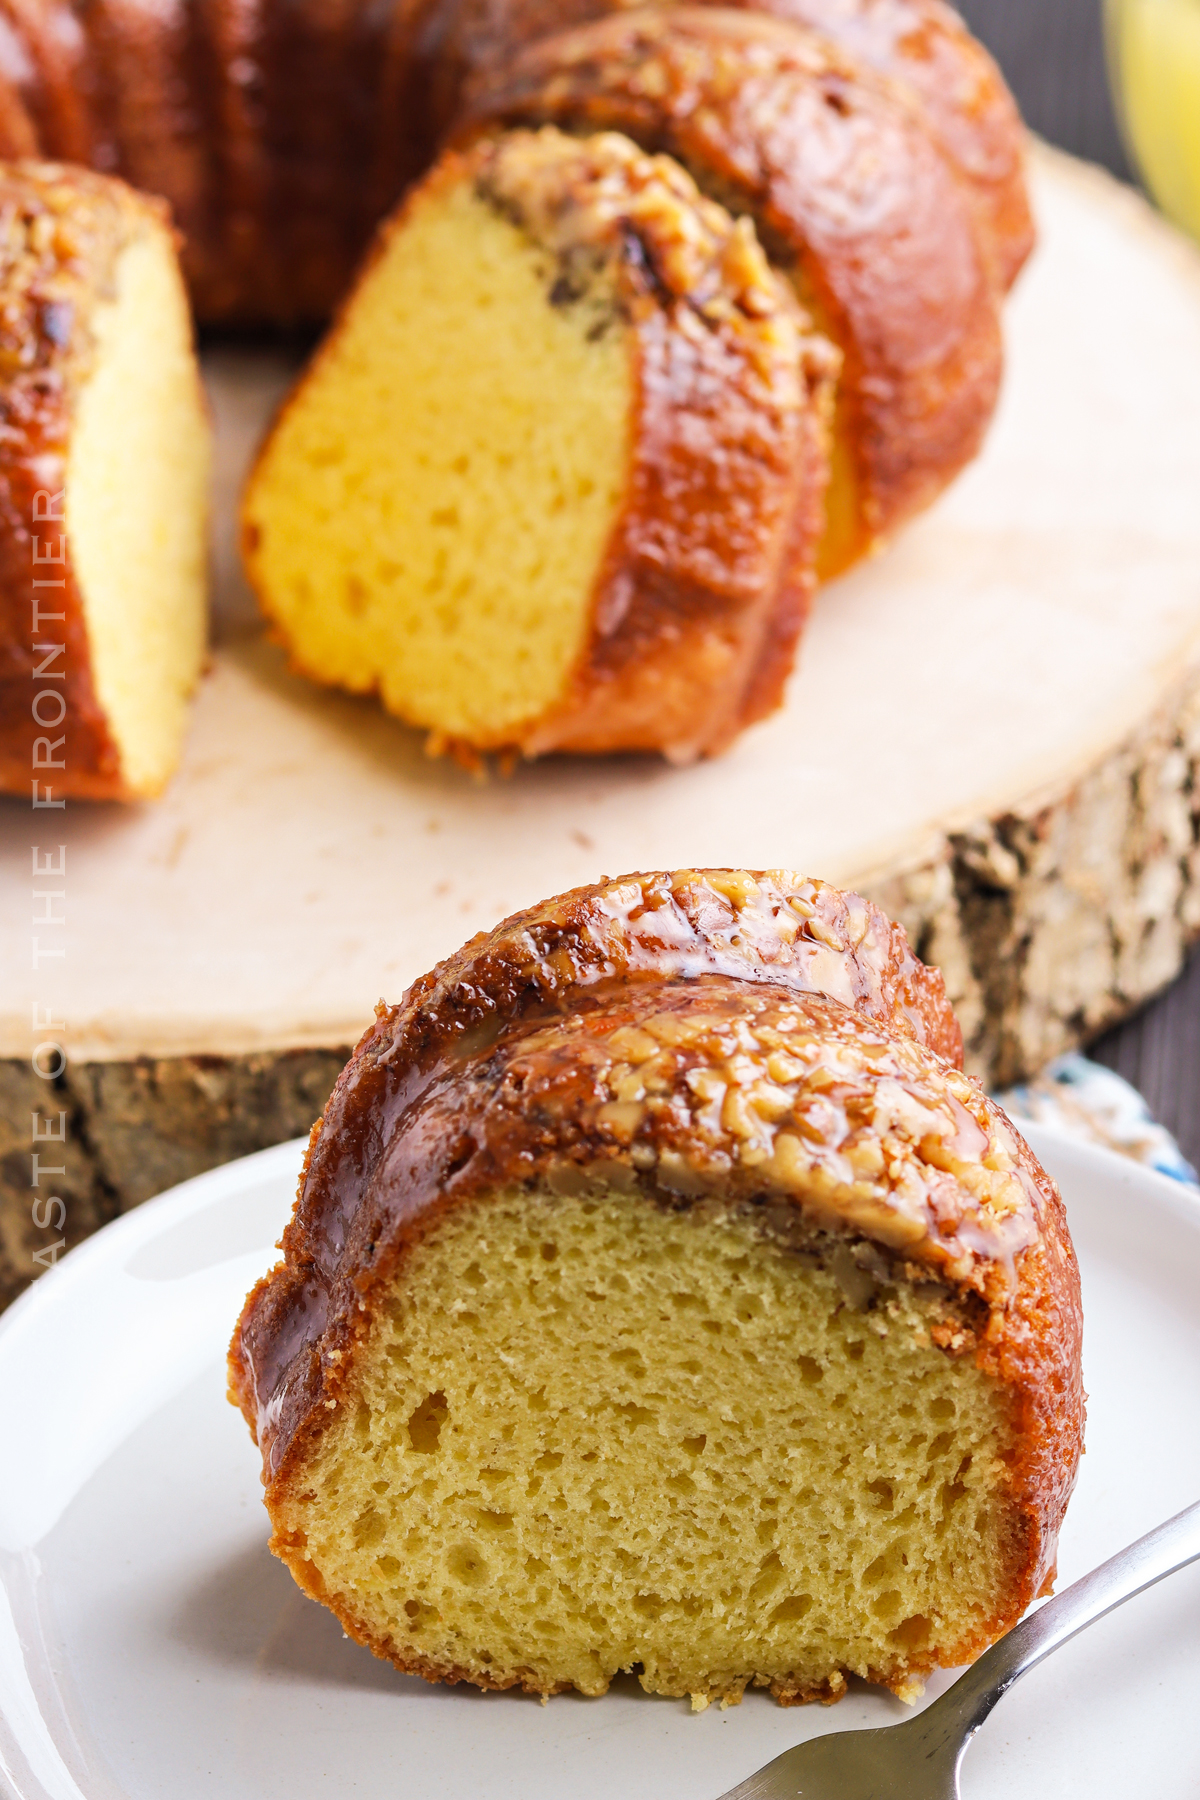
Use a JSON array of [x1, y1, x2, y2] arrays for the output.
[[0, 163, 166, 393], [470, 126, 832, 390], [490, 979, 1039, 1306]]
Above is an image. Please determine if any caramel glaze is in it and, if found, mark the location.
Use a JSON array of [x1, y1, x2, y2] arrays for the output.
[[0, 162, 172, 801], [420, 0, 1033, 295], [456, 8, 1003, 557], [231, 871, 1082, 1664], [245, 130, 837, 762]]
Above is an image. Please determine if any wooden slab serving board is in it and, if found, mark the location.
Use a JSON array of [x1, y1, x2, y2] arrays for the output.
[[2, 144, 1199, 1296]]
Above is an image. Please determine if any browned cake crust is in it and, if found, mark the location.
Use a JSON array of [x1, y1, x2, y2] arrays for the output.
[[231, 870, 1082, 1697], [757, 0, 1033, 293], [419, 0, 1032, 294], [0, 0, 430, 325], [456, 8, 1003, 566], [245, 131, 837, 761], [0, 2, 1030, 328], [198, 0, 432, 323], [0, 3, 96, 166], [0, 161, 176, 802]]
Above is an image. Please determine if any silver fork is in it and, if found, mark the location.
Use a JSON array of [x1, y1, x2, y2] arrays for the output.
[[716, 1498, 1200, 1800]]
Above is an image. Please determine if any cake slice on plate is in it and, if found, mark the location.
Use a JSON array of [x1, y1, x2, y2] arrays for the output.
[[230, 870, 1084, 1709]]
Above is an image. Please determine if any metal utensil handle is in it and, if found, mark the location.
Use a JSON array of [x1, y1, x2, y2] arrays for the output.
[[927, 1498, 1200, 1750]]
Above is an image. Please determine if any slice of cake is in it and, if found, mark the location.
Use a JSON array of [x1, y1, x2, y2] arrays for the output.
[[241, 128, 835, 764], [230, 870, 1084, 1709], [459, 7, 1004, 579], [0, 162, 211, 802]]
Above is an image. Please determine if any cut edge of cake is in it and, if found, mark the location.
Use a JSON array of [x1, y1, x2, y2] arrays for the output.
[[241, 127, 835, 765]]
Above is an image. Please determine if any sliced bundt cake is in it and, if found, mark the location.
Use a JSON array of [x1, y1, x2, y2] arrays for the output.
[[0, 1, 1032, 326], [230, 870, 1084, 1709], [242, 129, 835, 762], [421, 0, 1034, 294], [459, 7, 1004, 578], [0, 3, 1033, 770]]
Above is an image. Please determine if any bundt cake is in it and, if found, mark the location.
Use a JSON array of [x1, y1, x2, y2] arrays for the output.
[[241, 129, 834, 762], [457, 7, 1004, 576], [419, 0, 1035, 294], [230, 869, 1084, 1709], [0, 2, 1031, 770], [0, 161, 210, 802], [0, 1, 1030, 326], [236, 3, 1023, 758]]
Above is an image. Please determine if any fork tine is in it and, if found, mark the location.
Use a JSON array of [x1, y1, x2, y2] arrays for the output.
[[711, 1717, 961, 1800]]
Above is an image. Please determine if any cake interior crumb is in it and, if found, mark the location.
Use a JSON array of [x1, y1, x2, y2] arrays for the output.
[[243, 173, 630, 740], [67, 227, 209, 796], [277, 1185, 1018, 1704]]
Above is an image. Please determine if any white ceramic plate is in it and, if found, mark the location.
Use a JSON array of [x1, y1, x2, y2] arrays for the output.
[[1, 1126, 1198, 1800]]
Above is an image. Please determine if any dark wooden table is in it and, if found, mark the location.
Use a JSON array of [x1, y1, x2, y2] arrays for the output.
[[955, 0, 1199, 1172], [1091, 946, 1200, 1172], [957, 0, 1132, 180]]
